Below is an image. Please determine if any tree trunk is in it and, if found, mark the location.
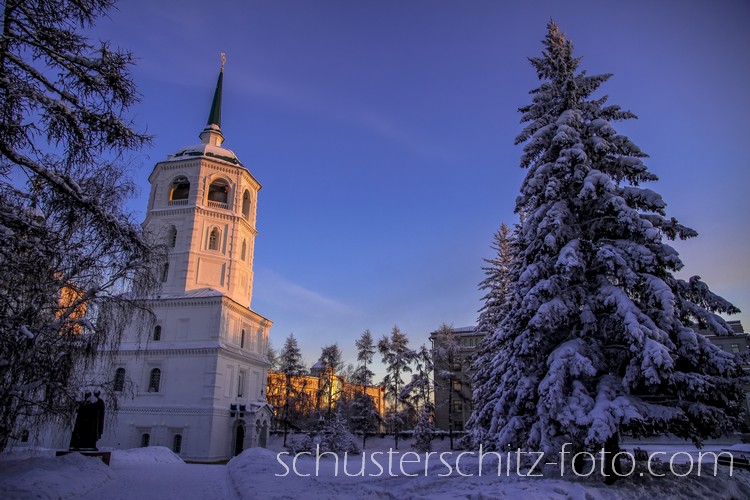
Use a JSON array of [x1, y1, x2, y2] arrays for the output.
[[603, 433, 621, 485]]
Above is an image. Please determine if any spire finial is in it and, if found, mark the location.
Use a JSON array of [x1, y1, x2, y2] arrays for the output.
[[221, 52, 226, 72]]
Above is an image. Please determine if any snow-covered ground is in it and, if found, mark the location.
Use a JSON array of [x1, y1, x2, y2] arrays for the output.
[[3, 438, 750, 499]]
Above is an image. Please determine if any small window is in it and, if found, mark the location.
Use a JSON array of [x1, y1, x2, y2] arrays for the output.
[[452, 400, 463, 412], [141, 433, 150, 447], [208, 228, 220, 251], [207, 180, 229, 204], [170, 176, 190, 201], [148, 368, 161, 392], [114, 368, 126, 392], [161, 262, 169, 282], [173, 434, 182, 454], [238, 371, 245, 398], [21, 430, 29, 443], [732, 343, 740, 354], [167, 226, 177, 248], [452, 380, 462, 391], [241, 240, 247, 261], [242, 190, 251, 218], [240, 329, 246, 349], [153, 325, 161, 341]]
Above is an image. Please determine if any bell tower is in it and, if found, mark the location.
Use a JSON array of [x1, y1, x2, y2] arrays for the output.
[[93, 56, 273, 462], [144, 55, 261, 307]]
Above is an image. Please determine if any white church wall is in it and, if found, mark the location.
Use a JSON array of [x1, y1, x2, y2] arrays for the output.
[[38, 65, 276, 462]]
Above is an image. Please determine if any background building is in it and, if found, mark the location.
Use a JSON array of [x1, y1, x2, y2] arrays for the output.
[[430, 326, 481, 433], [266, 366, 385, 432], [431, 321, 750, 432]]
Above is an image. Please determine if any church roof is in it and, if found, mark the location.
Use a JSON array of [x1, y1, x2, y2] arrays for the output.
[[164, 142, 244, 167]]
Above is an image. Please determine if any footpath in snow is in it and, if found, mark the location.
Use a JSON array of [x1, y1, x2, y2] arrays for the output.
[[3, 437, 750, 499]]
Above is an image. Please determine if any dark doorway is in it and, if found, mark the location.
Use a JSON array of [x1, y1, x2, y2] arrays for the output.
[[234, 424, 245, 456], [259, 422, 268, 448]]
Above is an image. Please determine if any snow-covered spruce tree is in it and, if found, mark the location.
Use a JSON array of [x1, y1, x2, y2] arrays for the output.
[[468, 21, 745, 477], [402, 344, 434, 451], [349, 390, 381, 449], [378, 326, 415, 449], [279, 334, 307, 446], [320, 406, 360, 455], [266, 342, 279, 371], [476, 222, 515, 336], [317, 343, 344, 420], [412, 402, 435, 453], [0, 0, 165, 450], [352, 329, 376, 388], [402, 344, 433, 413]]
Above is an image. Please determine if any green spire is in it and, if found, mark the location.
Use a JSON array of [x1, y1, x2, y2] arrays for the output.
[[200, 54, 226, 146], [206, 53, 225, 127]]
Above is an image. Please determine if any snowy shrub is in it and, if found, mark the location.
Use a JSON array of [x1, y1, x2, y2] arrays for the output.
[[319, 411, 360, 455], [287, 434, 314, 454], [412, 404, 435, 452]]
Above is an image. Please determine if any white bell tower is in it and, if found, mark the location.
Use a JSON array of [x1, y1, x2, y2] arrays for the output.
[[144, 54, 260, 307], [93, 56, 275, 462]]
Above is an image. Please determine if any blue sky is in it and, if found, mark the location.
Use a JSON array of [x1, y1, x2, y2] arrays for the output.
[[93, 0, 750, 369]]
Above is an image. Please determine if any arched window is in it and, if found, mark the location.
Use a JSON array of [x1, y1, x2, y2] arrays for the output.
[[141, 433, 150, 447], [208, 228, 220, 250], [241, 239, 247, 261], [173, 434, 182, 454], [161, 262, 169, 282], [242, 190, 251, 219], [148, 368, 161, 392], [207, 180, 229, 205], [114, 368, 125, 392], [153, 325, 161, 341], [170, 176, 190, 201], [167, 226, 177, 248], [240, 329, 246, 349]]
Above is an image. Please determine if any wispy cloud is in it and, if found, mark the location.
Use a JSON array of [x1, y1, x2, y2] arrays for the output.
[[252, 268, 358, 320]]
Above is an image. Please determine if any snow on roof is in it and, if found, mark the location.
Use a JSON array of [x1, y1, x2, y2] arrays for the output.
[[452, 326, 478, 334], [693, 320, 746, 336], [163, 143, 244, 167], [430, 325, 478, 337]]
